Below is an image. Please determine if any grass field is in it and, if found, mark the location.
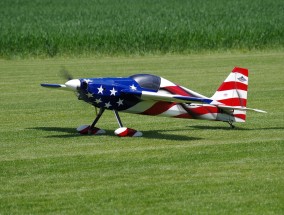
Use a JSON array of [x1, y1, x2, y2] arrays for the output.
[[0, 52, 283, 214], [1, 0, 283, 57]]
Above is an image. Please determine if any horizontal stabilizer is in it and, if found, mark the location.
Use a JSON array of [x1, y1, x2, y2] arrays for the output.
[[218, 105, 267, 113]]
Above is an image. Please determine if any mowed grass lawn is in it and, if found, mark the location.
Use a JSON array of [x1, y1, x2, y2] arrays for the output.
[[0, 52, 283, 214]]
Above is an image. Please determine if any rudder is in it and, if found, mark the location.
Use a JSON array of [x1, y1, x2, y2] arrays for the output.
[[211, 67, 249, 122], [211, 67, 248, 107]]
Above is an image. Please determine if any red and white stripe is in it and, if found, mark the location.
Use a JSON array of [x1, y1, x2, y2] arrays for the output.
[[77, 125, 106, 135], [134, 102, 244, 122], [211, 67, 248, 107], [123, 68, 249, 123], [160, 77, 194, 96], [211, 67, 249, 122], [114, 127, 142, 137]]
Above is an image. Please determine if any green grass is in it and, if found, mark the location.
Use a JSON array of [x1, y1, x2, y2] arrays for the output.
[[0, 0, 284, 57], [0, 52, 283, 214]]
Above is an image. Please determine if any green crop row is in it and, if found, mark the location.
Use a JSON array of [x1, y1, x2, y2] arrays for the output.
[[0, 0, 283, 57]]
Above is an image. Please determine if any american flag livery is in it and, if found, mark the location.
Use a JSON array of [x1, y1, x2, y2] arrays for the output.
[[211, 67, 249, 122], [41, 67, 266, 136], [75, 67, 250, 123]]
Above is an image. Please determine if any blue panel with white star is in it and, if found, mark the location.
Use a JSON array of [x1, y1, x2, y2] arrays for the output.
[[78, 78, 142, 111]]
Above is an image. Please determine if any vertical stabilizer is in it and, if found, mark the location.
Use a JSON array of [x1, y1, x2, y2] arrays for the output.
[[211, 67, 249, 122], [211, 67, 248, 107]]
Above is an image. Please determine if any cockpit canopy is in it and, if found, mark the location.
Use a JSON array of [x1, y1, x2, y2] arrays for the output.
[[129, 74, 161, 91]]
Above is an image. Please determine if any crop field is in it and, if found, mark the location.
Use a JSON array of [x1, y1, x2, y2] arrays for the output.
[[0, 52, 283, 214], [0, 0, 284, 57]]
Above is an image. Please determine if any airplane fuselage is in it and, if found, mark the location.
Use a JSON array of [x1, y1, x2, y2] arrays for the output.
[[77, 76, 236, 122]]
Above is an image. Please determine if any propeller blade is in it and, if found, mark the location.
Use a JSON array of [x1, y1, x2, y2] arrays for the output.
[[41, 69, 80, 92], [41, 83, 69, 90], [41, 81, 80, 91], [60, 68, 73, 80]]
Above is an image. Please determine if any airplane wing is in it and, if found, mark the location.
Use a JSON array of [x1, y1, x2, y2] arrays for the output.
[[122, 90, 267, 112], [140, 91, 213, 104]]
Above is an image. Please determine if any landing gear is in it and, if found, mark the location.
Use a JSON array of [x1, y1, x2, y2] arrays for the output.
[[227, 121, 235, 129], [77, 107, 106, 135], [113, 110, 123, 128], [89, 108, 105, 133], [77, 108, 142, 137], [113, 110, 142, 137]]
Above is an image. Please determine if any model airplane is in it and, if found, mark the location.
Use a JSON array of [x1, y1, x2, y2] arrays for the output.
[[41, 67, 266, 137]]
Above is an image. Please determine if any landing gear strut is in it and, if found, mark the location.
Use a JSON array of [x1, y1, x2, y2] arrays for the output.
[[228, 121, 235, 129], [77, 108, 142, 137], [113, 110, 123, 128], [113, 110, 142, 137], [89, 108, 105, 133], [76, 107, 106, 135]]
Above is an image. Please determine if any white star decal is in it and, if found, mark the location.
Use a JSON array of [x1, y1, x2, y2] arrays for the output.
[[117, 98, 124, 106], [110, 87, 117, 96], [95, 98, 102, 104], [104, 102, 112, 108], [84, 79, 92, 84], [97, 85, 104, 94], [87, 92, 93, 98], [130, 84, 137, 91]]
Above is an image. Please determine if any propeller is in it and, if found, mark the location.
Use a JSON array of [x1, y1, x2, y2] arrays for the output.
[[60, 68, 99, 115], [61, 68, 81, 91], [60, 68, 73, 81], [41, 68, 99, 115], [41, 68, 80, 91]]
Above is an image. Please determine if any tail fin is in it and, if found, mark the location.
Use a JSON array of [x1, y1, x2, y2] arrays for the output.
[[211, 67, 249, 122], [211, 67, 248, 107]]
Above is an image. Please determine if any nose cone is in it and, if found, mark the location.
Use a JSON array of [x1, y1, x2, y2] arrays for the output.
[[65, 79, 81, 90]]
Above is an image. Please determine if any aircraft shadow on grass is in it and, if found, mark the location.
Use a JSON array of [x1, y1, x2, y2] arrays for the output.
[[187, 125, 250, 131], [28, 127, 202, 141], [188, 125, 284, 131], [28, 125, 283, 141]]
